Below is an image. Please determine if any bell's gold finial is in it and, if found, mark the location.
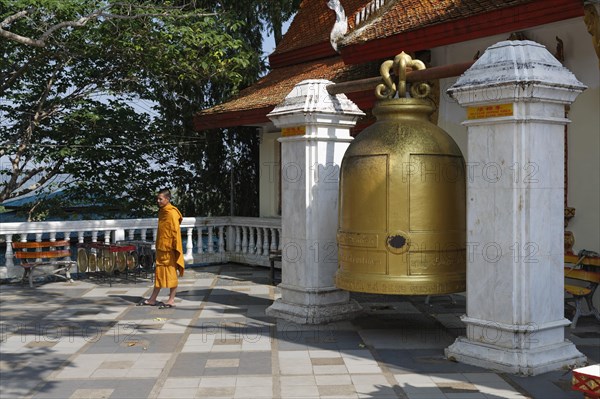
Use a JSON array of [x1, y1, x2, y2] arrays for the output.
[[375, 51, 431, 99]]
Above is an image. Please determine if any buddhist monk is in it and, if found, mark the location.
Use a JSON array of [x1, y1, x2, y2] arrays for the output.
[[138, 189, 184, 308]]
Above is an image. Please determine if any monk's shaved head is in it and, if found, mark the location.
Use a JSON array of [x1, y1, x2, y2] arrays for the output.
[[158, 189, 171, 200]]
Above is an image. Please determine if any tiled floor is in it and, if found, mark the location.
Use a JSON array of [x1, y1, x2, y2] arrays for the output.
[[1, 264, 598, 399]]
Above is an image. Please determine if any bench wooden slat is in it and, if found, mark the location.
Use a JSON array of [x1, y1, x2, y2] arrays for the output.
[[15, 249, 72, 260], [565, 284, 592, 296], [565, 254, 600, 267], [564, 268, 600, 284], [12, 240, 70, 249]]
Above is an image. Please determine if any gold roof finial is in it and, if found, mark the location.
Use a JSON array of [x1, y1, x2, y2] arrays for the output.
[[375, 51, 431, 100]]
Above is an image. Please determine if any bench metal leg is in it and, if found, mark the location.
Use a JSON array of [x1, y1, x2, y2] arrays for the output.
[[570, 296, 600, 329]]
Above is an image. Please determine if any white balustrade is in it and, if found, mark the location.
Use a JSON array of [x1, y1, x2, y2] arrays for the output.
[[0, 216, 281, 279]]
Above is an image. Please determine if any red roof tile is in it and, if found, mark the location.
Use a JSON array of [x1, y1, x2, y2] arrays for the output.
[[342, 0, 534, 47], [270, 0, 368, 67], [194, 57, 347, 130], [339, 0, 583, 63]]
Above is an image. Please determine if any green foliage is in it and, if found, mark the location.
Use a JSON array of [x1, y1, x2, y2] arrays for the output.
[[0, 0, 298, 219]]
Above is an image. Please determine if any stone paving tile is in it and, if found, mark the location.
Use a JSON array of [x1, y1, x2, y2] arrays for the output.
[[197, 387, 238, 398], [503, 370, 582, 399], [380, 348, 488, 374], [31, 379, 155, 399], [280, 383, 320, 397], [2, 263, 599, 399], [315, 374, 353, 385], [162, 377, 201, 388], [233, 384, 273, 398]]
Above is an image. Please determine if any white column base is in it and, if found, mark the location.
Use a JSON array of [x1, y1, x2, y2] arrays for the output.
[[445, 337, 586, 376], [267, 284, 363, 325]]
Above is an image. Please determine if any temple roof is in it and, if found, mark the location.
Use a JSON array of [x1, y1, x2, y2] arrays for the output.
[[341, 0, 534, 47], [338, 0, 583, 62], [194, 57, 346, 130], [193, 0, 584, 131]]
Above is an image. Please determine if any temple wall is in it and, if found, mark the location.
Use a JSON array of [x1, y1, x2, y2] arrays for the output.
[[434, 17, 600, 253], [259, 130, 281, 218]]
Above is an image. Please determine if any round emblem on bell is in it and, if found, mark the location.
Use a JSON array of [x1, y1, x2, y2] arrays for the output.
[[386, 232, 410, 255]]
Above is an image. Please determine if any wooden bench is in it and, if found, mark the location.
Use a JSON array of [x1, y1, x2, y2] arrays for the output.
[[13, 240, 76, 287], [565, 253, 600, 328]]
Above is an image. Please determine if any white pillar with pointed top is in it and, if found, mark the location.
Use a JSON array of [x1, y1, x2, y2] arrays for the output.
[[444, 40, 587, 375], [265, 79, 364, 324]]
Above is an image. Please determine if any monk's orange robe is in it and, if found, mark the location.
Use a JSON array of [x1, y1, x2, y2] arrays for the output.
[[154, 203, 184, 288]]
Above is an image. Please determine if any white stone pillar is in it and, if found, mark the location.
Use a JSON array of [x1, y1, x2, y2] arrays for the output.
[[444, 40, 587, 375], [265, 79, 365, 324]]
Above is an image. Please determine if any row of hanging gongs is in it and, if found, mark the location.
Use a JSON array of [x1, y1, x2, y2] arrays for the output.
[[76, 248, 153, 274]]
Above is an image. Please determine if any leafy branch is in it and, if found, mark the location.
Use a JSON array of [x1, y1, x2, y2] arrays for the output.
[[0, 2, 216, 47]]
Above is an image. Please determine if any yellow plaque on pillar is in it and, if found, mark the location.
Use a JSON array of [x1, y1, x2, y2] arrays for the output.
[[467, 103, 513, 119], [281, 126, 306, 137]]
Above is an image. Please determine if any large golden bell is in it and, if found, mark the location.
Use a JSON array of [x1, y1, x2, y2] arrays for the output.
[[335, 52, 466, 295]]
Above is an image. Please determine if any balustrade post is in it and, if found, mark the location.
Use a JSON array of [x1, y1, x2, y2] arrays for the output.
[[248, 227, 255, 254], [206, 226, 213, 253], [77, 231, 85, 243], [270, 228, 277, 252], [256, 228, 262, 256], [114, 228, 125, 242], [36, 233, 43, 262], [2, 234, 16, 280], [196, 227, 204, 254], [152, 228, 157, 243], [91, 231, 98, 243], [63, 231, 72, 261], [277, 228, 282, 251], [141, 228, 148, 241], [262, 228, 270, 256], [5, 234, 14, 267], [243, 226, 249, 253], [185, 228, 194, 260], [103, 231, 110, 244], [127, 229, 135, 240], [218, 226, 225, 253], [235, 227, 241, 253]]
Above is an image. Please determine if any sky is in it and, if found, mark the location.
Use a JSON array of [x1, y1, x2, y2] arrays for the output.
[[262, 19, 293, 65]]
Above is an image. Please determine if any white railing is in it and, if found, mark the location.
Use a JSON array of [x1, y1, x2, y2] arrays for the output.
[[0, 216, 282, 279]]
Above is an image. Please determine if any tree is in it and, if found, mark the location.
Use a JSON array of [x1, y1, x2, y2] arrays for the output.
[[156, 0, 298, 218], [1, 0, 299, 219], [259, 0, 301, 45], [1, 0, 257, 216]]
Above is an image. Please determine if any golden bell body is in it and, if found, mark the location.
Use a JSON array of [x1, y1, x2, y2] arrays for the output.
[[336, 97, 466, 295]]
